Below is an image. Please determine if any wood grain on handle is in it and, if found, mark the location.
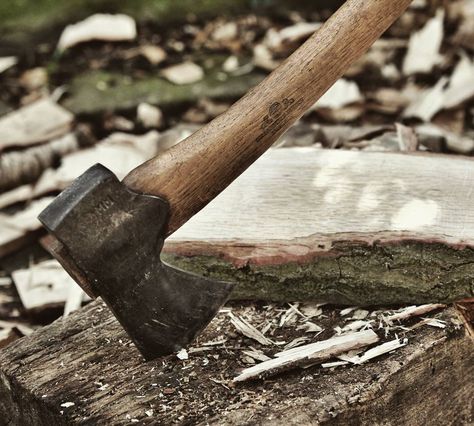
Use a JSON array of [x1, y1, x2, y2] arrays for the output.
[[123, 0, 413, 235]]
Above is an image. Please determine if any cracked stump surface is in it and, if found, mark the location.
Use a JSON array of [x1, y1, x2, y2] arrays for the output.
[[0, 302, 472, 425]]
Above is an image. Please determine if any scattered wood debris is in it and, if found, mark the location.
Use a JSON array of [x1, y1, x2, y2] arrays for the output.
[[233, 330, 379, 382], [228, 312, 274, 345], [58, 14, 137, 51]]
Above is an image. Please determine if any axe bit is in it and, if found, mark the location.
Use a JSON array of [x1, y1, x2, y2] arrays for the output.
[[39, 0, 413, 360]]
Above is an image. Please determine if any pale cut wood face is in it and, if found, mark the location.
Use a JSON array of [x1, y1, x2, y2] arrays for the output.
[[123, 0, 414, 234], [168, 148, 474, 245]]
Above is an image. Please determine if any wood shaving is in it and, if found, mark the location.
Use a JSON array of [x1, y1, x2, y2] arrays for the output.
[[228, 312, 274, 345], [385, 304, 446, 323], [58, 14, 137, 51], [233, 330, 379, 382], [344, 338, 407, 364], [403, 9, 444, 75]]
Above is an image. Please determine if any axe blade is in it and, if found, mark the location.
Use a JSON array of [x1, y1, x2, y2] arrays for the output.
[[39, 164, 234, 360]]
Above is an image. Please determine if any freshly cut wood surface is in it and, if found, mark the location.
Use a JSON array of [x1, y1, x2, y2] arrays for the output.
[[162, 148, 474, 304], [0, 301, 471, 425], [169, 148, 474, 244]]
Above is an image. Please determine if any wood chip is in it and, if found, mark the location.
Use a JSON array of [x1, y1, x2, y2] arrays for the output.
[[0, 277, 12, 287], [0, 320, 34, 336], [42, 131, 160, 192], [0, 98, 74, 151], [338, 320, 373, 334], [297, 322, 324, 333], [63, 284, 87, 317], [314, 79, 363, 109], [212, 22, 238, 42], [423, 318, 447, 329], [403, 77, 448, 122], [176, 349, 189, 360], [385, 304, 446, 323], [396, 123, 419, 151], [253, 44, 280, 71], [12, 259, 81, 310], [228, 312, 274, 345], [233, 330, 379, 382], [344, 338, 407, 364], [0, 197, 54, 258], [242, 348, 271, 362], [264, 22, 321, 50], [0, 327, 22, 349], [161, 62, 204, 85], [442, 54, 474, 110], [137, 45, 167, 65], [0, 57, 17, 74], [416, 123, 474, 154], [321, 360, 349, 369], [137, 103, 163, 128], [58, 14, 137, 51], [340, 307, 358, 316], [402, 9, 444, 75], [300, 303, 324, 318], [283, 336, 310, 350], [350, 309, 370, 320]]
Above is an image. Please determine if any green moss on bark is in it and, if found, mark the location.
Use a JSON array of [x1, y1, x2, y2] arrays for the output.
[[62, 67, 265, 115], [162, 242, 474, 305]]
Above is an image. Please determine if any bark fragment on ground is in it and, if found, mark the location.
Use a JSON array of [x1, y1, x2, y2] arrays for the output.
[[0, 301, 471, 425]]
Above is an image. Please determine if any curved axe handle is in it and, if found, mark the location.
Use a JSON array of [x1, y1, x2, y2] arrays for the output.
[[123, 0, 412, 235]]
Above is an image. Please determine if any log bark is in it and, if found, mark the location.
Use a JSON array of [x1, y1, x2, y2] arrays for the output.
[[0, 301, 471, 425], [161, 148, 474, 305]]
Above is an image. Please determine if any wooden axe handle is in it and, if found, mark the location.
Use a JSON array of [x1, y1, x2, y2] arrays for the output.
[[123, 0, 412, 235]]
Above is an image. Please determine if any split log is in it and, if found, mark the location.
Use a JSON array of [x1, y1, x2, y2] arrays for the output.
[[163, 148, 474, 305], [0, 132, 80, 192], [0, 301, 471, 424]]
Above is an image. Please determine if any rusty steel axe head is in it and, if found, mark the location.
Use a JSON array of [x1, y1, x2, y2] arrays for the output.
[[38, 164, 234, 360]]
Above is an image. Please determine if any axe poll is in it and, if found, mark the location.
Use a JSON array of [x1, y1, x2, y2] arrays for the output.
[[39, 0, 413, 360]]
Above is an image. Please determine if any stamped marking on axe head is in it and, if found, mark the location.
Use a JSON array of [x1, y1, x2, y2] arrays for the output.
[[39, 164, 234, 360]]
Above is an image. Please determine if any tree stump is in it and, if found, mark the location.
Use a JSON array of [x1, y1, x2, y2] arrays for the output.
[[0, 301, 472, 424]]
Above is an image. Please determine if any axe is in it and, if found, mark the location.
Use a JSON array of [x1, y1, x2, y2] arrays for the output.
[[39, 0, 413, 360]]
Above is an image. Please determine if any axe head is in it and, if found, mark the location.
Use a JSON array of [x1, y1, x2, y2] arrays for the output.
[[38, 164, 234, 360]]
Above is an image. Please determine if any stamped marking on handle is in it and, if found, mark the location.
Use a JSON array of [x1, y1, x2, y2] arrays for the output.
[[256, 97, 303, 143]]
